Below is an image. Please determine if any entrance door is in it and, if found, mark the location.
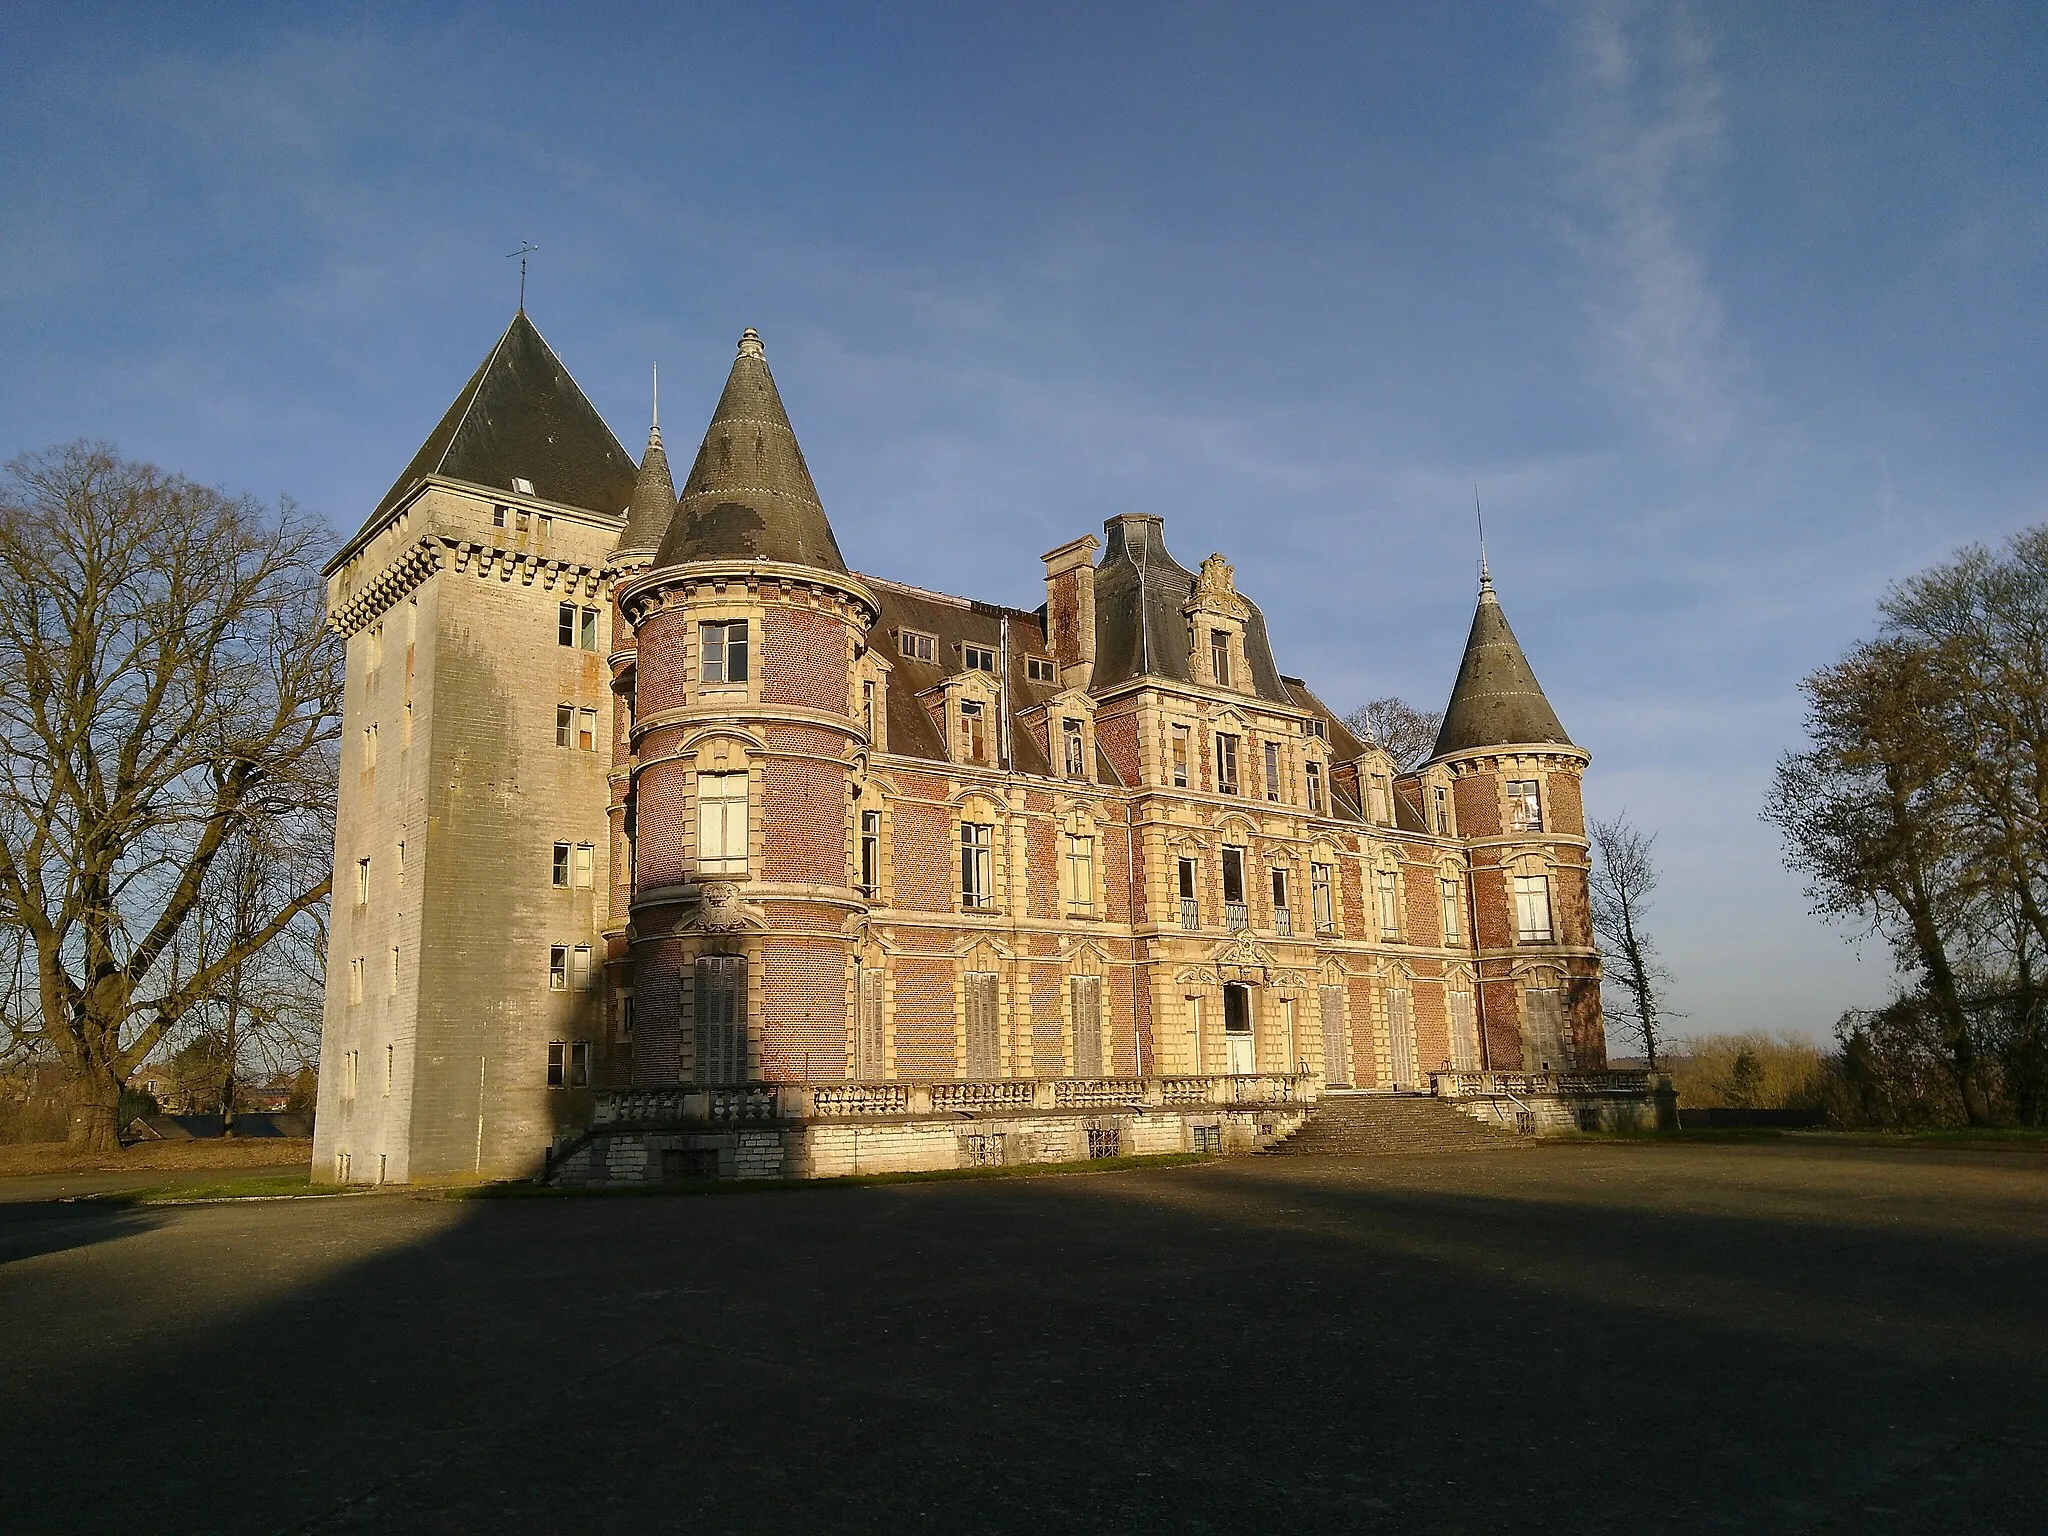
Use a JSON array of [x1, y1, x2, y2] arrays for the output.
[[1223, 983, 1256, 1074], [1386, 987, 1416, 1090], [1320, 985, 1350, 1086]]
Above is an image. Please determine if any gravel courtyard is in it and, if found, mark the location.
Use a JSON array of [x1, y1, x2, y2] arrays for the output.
[[5, 1140, 2044, 1535]]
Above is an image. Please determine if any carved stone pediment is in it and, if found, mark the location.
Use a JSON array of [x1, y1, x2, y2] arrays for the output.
[[1212, 930, 1274, 983], [1184, 553, 1251, 622]]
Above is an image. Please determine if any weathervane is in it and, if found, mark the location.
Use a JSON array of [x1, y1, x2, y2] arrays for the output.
[[507, 240, 539, 311]]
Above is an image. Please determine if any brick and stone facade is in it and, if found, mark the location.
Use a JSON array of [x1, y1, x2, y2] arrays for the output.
[[314, 310, 1628, 1184]]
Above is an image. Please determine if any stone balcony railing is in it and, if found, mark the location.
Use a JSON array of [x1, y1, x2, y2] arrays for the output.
[[590, 1073, 1318, 1129], [1429, 1069, 1656, 1100]]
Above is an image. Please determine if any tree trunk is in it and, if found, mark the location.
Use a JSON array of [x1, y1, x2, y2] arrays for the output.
[[67, 1068, 125, 1151]]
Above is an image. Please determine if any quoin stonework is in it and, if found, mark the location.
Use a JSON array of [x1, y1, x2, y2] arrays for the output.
[[315, 310, 1650, 1186]]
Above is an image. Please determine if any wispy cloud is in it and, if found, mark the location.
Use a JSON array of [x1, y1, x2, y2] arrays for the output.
[[1554, 0, 1745, 451]]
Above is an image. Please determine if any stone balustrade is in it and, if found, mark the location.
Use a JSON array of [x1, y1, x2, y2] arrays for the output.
[[1430, 1069, 1654, 1100], [590, 1073, 1317, 1129]]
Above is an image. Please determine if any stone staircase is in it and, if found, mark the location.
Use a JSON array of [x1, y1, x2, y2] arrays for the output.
[[1262, 1092, 1528, 1156]]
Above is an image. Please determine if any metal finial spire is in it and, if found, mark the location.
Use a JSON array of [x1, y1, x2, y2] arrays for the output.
[[507, 240, 539, 311], [1475, 484, 1491, 590], [652, 363, 659, 430]]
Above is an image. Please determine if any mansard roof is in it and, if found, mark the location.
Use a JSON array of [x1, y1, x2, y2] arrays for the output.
[[1090, 514, 1293, 703], [1431, 575, 1574, 759], [371, 309, 637, 523], [655, 329, 848, 574]]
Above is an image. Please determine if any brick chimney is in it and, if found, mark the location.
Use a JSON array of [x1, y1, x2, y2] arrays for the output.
[[1041, 534, 1099, 689]]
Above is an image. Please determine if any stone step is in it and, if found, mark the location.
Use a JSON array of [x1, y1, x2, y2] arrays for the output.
[[1262, 1094, 1527, 1157]]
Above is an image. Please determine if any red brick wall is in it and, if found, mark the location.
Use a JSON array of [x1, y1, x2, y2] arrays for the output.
[[1097, 711, 1140, 787], [761, 754, 844, 884], [633, 608, 693, 716], [1453, 771, 1502, 837], [893, 801, 953, 911], [1026, 818, 1058, 919], [1032, 964, 1066, 1076], [893, 958, 956, 1078], [634, 759, 693, 888], [760, 932, 848, 1079], [1547, 771, 1586, 837], [1349, 978, 1377, 1084], [1413, 983, 1450, 1074], [1047, 570, 1085, 664], [629, 936, 688, 1085], [761, 607, 850, 712], [1480, 977, 1523, 1069]]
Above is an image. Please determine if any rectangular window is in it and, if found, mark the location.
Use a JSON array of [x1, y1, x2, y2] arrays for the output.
[[1508, 780, 1543, 833], [898, 629, 935, 662], [695, 955, 745, 1084], [578, 708, 597, 751], [356, 857, 370, 906], [1216, 733, 1240, 795], [573, 843, 594, 889], [1449, 991, 1479, 1071], [697, 772, 749, 876], [1377, 869, 1402, 940], [1312, 863, 1335, 932], [1065, 834, 1095, 913], [548, 946, 568, 990], [959, 700, 988, 763], [1270, 867, 1290, 933], [1441, 879, 1462, 945], [1062, 718, 1086, 778], [963, 643, 996, 673], [1178, 856, 1199, 928], [569, 1040, 591, 1087], [1368, 773, 1391, 824], [580, 607, 599, 652], [1264, 740, 1282, 802], [1306, 762, 1323, 815], [571, 945, 591, 992], [1525, 987, 1570, 1072], [1026, 655, 1056, 683], [558, 602, 576, 646], [700, 620, 749, 683], [862, 679, 876, 738], [1221, 845, 1246, 907], [547, 1041, 566, 1088], [1170, 724, 1191, 788], [1071, 974, 1103, 1078], [348, 957, 364, 1004], [556, 705, 573, 748], [1434, 785, 1451, 835], [1210, 631, 1230, 687], [552, 842, 571, 888], [1514, 875, 1554, 943], [493, 505, 508, 528], [859, 809, 882, 895], [618, 991, 635, 1044], [960, 821, 994, 909], [515, 507, 531, 532]]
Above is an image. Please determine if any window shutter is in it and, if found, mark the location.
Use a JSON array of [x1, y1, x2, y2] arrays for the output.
[[964, 972, 1000, 1078], [1319, 985, 1349, 1086], [1071, 975, 1103, 1078]]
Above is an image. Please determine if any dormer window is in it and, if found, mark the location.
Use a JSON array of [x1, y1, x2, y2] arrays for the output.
[[1433, 785, 1452, 836], [898, 630, 935, 662], [1210, 631, 1230, 687], [1368, 773, 1392, 825], [959, 699, 989, 763], [1026, 656, 1056, 684], [1305, 761, 1324, 815], [1062, 718, 1087, 778], [962, 644, 996, 674], [512, 477, 535, 495], [1170, 724, 1191, 788]]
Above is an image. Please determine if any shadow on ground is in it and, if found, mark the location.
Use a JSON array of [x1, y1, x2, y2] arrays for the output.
[[4, 1140, 2044, 1535]]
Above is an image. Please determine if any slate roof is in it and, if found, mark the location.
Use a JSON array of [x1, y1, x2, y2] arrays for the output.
[[1090, 515, 1293, 703], [1431, 577, 1573, 759], [370, 310, 638, 522], [656, 330, 848, 574], [617, 422, 677, 555]]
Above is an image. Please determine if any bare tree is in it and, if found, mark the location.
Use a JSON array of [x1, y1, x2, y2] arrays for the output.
[[1343, 697, 1443, 768], [1589, 812, 1669, 1069], [0, 444, 340, 1149]]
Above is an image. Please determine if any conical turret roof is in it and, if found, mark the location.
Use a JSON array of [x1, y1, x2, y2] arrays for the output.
[[617, 419, 676, 555], [370, 309, 636, 522], [655, 329, 847, 574], [1431, 574, 1573, 759]]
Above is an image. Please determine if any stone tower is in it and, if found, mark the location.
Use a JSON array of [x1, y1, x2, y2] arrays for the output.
[[1427, 568, 1602, 1072], [614, 330, 880, 1086], [314, 310, 636, 1182]]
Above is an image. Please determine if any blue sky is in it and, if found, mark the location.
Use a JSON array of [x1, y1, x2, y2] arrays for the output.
[[5, 1, 2045, 1043]]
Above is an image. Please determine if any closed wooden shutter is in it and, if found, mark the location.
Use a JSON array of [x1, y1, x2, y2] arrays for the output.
[[1524, 988, 1571, 1072], [1071, 975, 1103, 1078], [965, 972, 1000, 1079], [856, 964, 885, 1080], [694, 956, 744, 1084], [1319, 985, 1349, 1086], [1449, 990, 1479, 1071], [1387, 988, 1416, 1090]]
